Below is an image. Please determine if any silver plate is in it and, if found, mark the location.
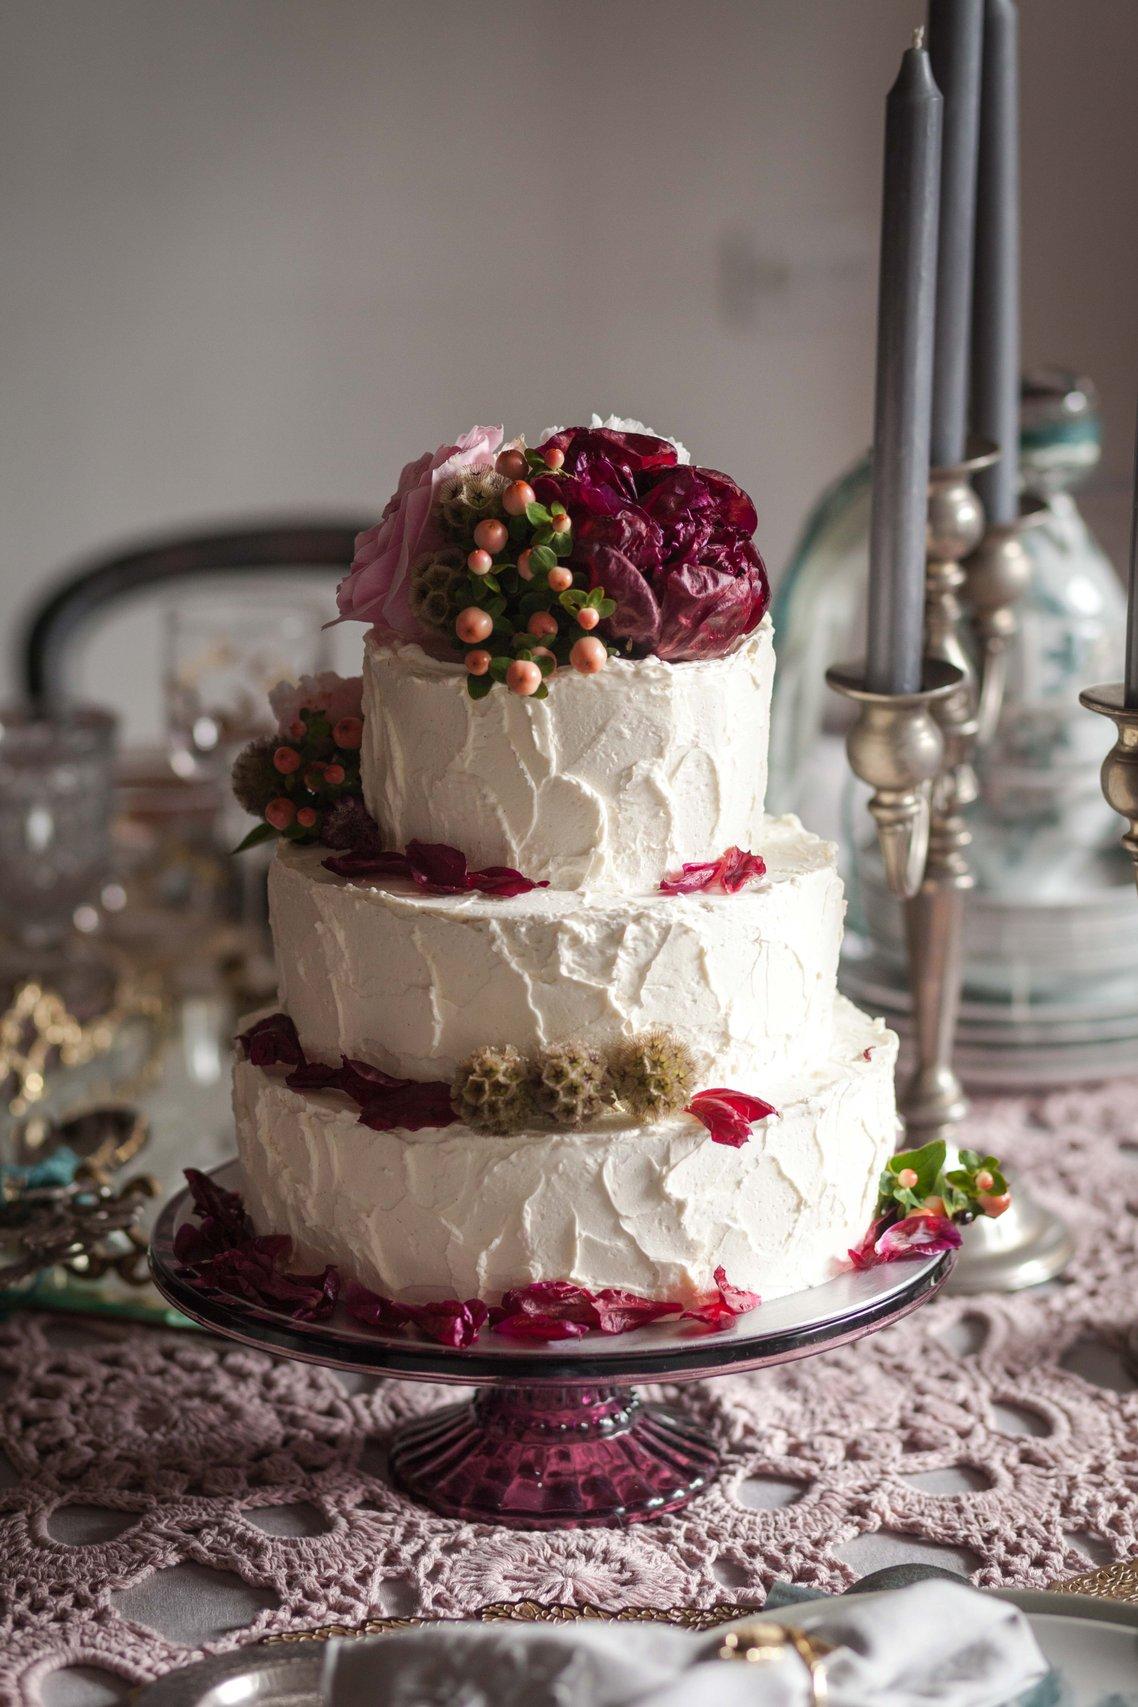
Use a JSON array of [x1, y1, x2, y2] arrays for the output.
[[133, 1590, 1138, 1707]]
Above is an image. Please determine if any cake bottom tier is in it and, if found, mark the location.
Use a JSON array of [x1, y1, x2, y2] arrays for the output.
[[232, 997, 898, 1306]]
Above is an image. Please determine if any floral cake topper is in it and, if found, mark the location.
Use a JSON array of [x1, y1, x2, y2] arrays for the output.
[[336, 416, 770, 698]]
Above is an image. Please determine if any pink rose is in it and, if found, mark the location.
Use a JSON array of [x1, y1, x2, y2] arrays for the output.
[[336, 425, 504, 638], [268, 671, 363, 735]]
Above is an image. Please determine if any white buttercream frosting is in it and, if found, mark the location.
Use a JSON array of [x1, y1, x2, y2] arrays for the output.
[[233, 997, 899, 1304], [269, 814, 843, 1090], [360, 618, 775, 892]]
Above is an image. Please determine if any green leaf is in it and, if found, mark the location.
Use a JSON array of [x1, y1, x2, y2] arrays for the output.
[[550, 501, 566, 517], [886, 1139, 946, 1200], [532, 681, 549, 700], [552, 532, 573, 557], [525, 502, 552, 527], [489, 655, 511, 681], [530, 545, 557, 574], [466, 673, 494, 700], [558, 587, 588, 613], [536, 652, 556, 677], [231, 821, 278, 855]]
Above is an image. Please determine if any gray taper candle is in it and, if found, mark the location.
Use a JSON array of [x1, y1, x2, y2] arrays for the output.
[[1126, 397, 1138, 707], [928, 0, 984, 467], [866, 32, 943, 696], [972, 0, 1020, 525]]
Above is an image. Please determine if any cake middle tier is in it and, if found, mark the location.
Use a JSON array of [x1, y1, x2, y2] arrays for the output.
[[269, 813, 844, 1089]]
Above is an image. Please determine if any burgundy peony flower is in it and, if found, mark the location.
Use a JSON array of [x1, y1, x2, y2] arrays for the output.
[[686, 1088, 778, 1148], [532, 429, 769, 662]]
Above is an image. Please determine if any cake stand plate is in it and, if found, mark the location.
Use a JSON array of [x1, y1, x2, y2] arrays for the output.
[[149, 1162, 953, 1531]]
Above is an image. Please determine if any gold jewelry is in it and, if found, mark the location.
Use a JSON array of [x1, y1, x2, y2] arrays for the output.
[[718, 1621, 833, 1703]]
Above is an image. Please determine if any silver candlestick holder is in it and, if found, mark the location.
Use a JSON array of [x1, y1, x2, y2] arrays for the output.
[[901, 445, 995, 1146], [963, 494, 1050, 745], [1080, 681, 1138, 1369], [832, 445, 1075, 1293], [825, 660, 962, 899], [1078, 683, 1138, 895]]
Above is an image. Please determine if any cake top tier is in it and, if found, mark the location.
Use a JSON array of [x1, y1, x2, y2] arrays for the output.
[[360, 621, 774, 891], [227, 417, 774, 884], [335, 418, 770, 697]]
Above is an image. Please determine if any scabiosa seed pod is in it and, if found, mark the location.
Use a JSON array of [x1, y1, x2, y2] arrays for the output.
[[609, 1027, 697, 1121], [436, 470, 508, 537], [409, 548, 469, 633], [452, 1045, 535, 1135], [322, 795, 381, 853], [531, 1041, 610, 1128], [231, 736, 280, 815]]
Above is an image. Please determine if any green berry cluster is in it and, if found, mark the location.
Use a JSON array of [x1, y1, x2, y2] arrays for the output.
[[431, 445, 617, 701], [451, 1028, 698, 1136]]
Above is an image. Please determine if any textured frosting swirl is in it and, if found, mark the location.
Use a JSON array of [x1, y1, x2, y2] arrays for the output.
[[268, 815, 843, 1089], [233, 998, 898, 1304], [360, 618, 774, 891]]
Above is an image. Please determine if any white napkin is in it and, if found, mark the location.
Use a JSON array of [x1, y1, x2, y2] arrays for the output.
[[322, 1580, 1051, 1707]]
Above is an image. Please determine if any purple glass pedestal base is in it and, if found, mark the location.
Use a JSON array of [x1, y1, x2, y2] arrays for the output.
[[389, 1384, 719, 1529]]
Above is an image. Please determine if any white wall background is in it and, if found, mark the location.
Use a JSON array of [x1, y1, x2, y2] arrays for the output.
[[3, 0, 1136, 736]]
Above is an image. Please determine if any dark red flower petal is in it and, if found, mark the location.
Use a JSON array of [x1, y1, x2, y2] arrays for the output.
[[284, 1060, 344, 1092], [717, 847, 768, 893], [586, 544, 661, 651], [588, 1288, 682, 1334], [850, 1211, 963, 1270], [356, 1080, 457, 1132], [324, 840, 546, 898], [405, 840, 471, 892], [342, 1280, 412, 1333], [660, 847, 766, 896], [686, 1088, 778, 1147], [490, 1312, 591, 1341], [238, 1013, 305, 1070], [336, 1056, 411, 1103], [467, 865, 550, 898], [401, 1297, 489, 1348], [680, 1265, 761, 1330], [653, 548, 769, 663]]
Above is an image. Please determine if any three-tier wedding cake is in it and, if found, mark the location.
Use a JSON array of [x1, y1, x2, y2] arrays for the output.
[[228, 420, 902, 1315]]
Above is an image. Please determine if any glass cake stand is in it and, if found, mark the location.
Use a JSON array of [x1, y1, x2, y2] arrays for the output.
[[149, 1162, 953, 1531]]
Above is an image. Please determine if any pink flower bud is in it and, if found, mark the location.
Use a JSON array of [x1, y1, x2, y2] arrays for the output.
[[577, 606, 600, 631], [465, 648, 492, 676], [544, 447, 566, 470], [296, 807, 318, 829], [496, 448, 528, 481], [527, 611, 558, 639], [273, 746, 301, 774], [467, 548, 493, 575], [547, 567, 573, 593], [896, 1167, 919, 1190]]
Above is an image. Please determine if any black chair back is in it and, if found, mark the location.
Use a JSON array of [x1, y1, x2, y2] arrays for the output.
[[22, 518, 372, 705]]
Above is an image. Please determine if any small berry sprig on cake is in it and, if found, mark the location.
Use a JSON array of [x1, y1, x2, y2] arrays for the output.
[[336, 417, 770, 699]]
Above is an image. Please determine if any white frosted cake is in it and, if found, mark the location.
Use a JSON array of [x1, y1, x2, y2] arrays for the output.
[[229, 421, 901, 1313]]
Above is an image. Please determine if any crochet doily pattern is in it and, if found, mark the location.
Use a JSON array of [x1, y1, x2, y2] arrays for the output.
[[3, 1079, 1138, 1704]]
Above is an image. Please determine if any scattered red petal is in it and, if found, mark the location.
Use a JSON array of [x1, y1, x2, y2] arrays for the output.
[[356, 1080, 457, 1133], [685, 1087, 778, 1147], [402, 1297, 489, 1348], [660, 847, 766, 896], [681, 1264, 761, 1330], [862, 1047, 874, 1062], [491, 1314, 591, 1341], [849, 1211, 963, 1269], [238, 1013, 304, 1069], [323, 838, 547, 898]]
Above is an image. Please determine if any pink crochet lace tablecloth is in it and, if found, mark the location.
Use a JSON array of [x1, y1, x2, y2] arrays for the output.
[[3, 1078, 1138, 1705]]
